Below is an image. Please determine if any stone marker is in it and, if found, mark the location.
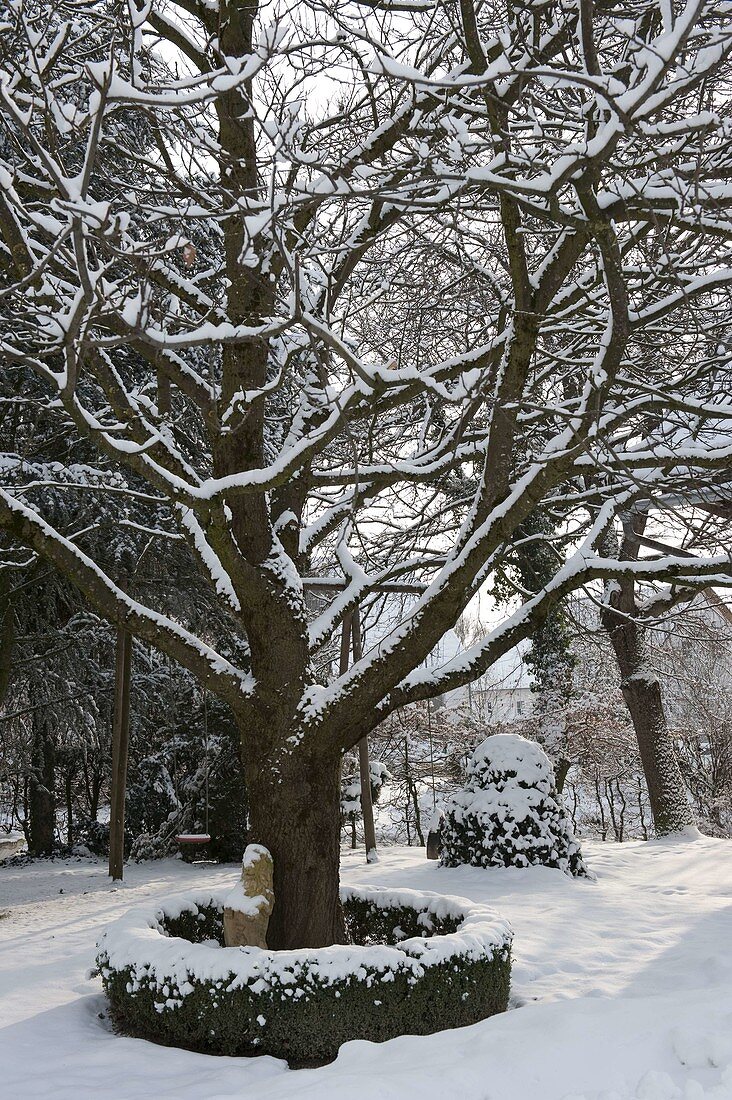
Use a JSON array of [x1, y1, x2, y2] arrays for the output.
[[0, 836, 26, 861], [223, 844, 274, 948]]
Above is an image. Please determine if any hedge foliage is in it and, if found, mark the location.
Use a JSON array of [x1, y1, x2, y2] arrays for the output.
[[97, 885, 512, 1066]]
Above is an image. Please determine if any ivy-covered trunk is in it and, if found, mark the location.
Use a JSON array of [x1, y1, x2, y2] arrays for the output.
[[242, 725, 348, 950]]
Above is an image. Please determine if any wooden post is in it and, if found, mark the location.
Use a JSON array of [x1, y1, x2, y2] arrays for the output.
[[108, 627, 132, 881], [351, 608, 378, 863], [0, 570, 15, 709]]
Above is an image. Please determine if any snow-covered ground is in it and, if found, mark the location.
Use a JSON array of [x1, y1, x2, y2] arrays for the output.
[[1, 838, 731, 1100]]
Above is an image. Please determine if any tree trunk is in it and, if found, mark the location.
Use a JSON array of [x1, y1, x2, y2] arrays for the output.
[[0, 569, 15, 709], [109, 627, 132, 880], [404, 736, 412, 845], [28, 712, 55, 856], [618, 671, 693, 836], [351, 611, 377, 862], [602, 605, 694, 836], [555, 757, 571, 793], [358, 737, 378, 858], [244, 736, 347, 950], [600, 513, 695, 839], [65, 770, 73, 848], [409, 778, 425, 846]]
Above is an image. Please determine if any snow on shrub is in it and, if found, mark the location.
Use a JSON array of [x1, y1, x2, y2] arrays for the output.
[[96, 883, 512, 1065], [440, 733, 588, 877]]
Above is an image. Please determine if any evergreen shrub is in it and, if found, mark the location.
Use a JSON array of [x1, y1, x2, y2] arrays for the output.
[[440, 733, 588, 876]]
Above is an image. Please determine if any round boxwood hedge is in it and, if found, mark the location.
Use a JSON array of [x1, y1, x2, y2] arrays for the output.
[[96, 883, 512, 1065]]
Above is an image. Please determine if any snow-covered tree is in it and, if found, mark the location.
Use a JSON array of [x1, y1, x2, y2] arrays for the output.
[[441, 733, 588, 875], [1, 0, 731, 946]]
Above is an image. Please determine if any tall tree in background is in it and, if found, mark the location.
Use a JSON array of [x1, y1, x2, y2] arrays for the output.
[[599, 510, 720, 836], [0, 0, 731, 946]]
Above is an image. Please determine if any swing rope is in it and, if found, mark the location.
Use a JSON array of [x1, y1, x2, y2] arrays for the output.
[[427, 697, 436, 810], [175, 689, 211, 846]]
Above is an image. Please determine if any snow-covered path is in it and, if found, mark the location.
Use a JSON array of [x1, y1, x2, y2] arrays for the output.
[[1, 838, 731, 1100]]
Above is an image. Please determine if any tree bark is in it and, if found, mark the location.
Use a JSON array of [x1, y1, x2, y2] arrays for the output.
[[0, 569, 15, 709], [358, 737, 377, 858], [65, 770, 73, 848], [351, 610, 377, 861], [555, 757, 571, 794], [28, 712, 55, 856], [600, 512, 695, 838], [244, 738, 348, 949], [409, 777, 425, 846], [602, 602, 694, 836], [619, 668, 692, 836], [109, 627, 132, 880]]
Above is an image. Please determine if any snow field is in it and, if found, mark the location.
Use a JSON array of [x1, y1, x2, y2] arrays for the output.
[[0, 836, 731, 1100]]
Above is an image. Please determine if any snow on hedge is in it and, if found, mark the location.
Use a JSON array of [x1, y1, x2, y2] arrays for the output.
[[96, 882, 512, 1062], [441, 733, 588, 877], [97, 883, 512, 996]]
